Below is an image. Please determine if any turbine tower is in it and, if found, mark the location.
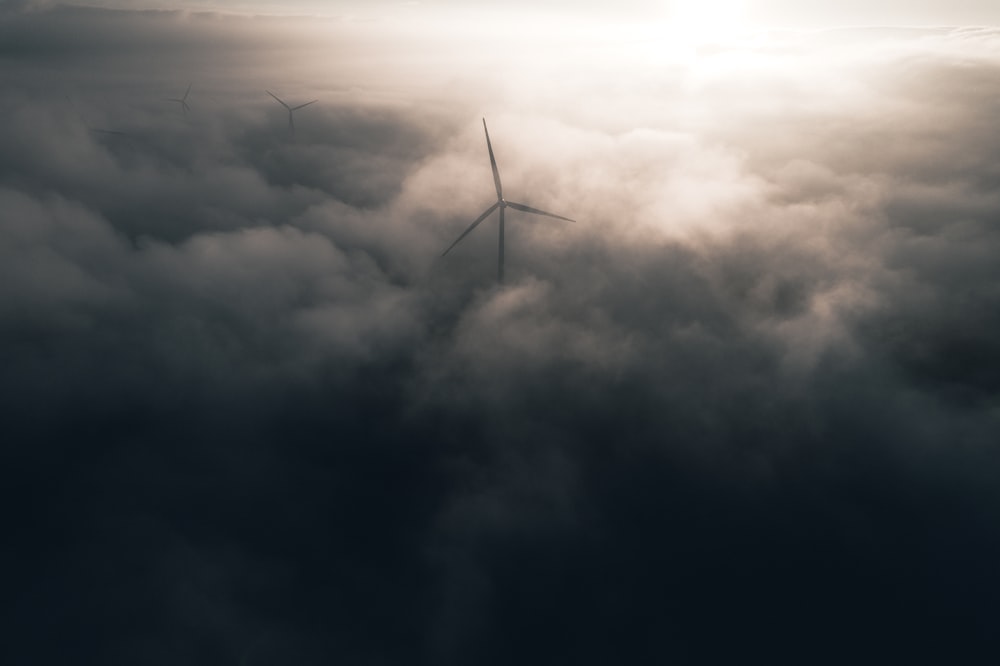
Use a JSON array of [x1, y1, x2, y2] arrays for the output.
[[442, 118, 574, 283], [266, 90, 317, 134], [165, 83, 192, 114]]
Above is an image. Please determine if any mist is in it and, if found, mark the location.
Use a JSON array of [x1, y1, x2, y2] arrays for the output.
[[2, 5, 1000, 664]]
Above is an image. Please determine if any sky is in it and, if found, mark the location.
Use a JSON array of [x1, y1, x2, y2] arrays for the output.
[[17, 0, 1000, 26], [3, 2, 1000, 665]]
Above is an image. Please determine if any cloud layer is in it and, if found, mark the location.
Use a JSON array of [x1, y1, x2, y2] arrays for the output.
[[2, 7, 1000, 664]]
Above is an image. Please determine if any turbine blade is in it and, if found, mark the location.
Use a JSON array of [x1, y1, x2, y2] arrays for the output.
[[66, 95, 90, 128], [441, 202, 500, 257], [182, 83, 191, 101], [66, 94, 81, 117], [266, 90, 290, 110], [483, 118, 503, 200], [288, 110, 294, 133], [292, 100, 317, 111], [182, 101, 191, 114], [505, 201, 575, 223]]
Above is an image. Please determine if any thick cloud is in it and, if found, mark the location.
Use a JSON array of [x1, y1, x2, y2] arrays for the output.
[[2, 6, 1000, 665]]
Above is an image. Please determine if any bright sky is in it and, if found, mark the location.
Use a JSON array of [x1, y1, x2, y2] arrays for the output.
[[69, 0, 1000, 26]]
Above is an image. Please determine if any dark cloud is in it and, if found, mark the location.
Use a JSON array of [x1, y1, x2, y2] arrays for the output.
[[2, 7, 1000, 665]]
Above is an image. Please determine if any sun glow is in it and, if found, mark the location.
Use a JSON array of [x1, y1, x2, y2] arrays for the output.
[[664, 0, 752, 44]]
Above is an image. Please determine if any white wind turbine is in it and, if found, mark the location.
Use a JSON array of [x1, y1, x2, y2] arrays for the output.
[[442, 118, 574, 283], [164, 83, 192, 114], [266, 90, 317, 134]]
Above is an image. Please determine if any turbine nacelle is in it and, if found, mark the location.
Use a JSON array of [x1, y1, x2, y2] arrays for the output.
[[165, 83, 192, 114]]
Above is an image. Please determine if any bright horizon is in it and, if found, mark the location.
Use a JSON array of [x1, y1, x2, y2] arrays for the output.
[[44, 0, 1000, 26]]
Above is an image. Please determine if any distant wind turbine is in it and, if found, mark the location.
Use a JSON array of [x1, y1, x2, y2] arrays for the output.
[[89, 128, 136, 151], [165, 83, 192, 114], [89, 128, 130, 138], [266, 90, 317, 134], [66, 95, 135, 149], [442, 118, 574, 283]]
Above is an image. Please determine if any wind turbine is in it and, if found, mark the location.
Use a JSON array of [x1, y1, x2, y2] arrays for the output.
[[89, 127, 138, 153], [442, 118, 574, 283], [266, 90, 317, 134], [66, 95, 136, 149], [165, 83, 192, 114], [90, 128, 131, 139]]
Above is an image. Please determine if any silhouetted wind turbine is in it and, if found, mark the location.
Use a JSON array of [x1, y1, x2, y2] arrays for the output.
[[90, 128, 130, 138], [165, 83, 192, 114], [266, 90, 317, 134], [88, 128, 137, 152], [442, 118, 574, 283], [66, 95, 135, 149]]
